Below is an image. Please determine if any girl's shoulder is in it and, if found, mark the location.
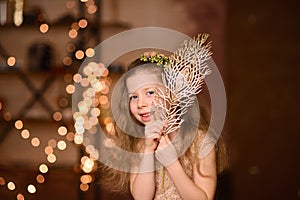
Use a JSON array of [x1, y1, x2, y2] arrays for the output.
[[193, 129, 217, 159]]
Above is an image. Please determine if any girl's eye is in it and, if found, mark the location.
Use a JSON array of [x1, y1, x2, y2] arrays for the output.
[[129, 95, 137, 101], [146, 90, 155, 96]]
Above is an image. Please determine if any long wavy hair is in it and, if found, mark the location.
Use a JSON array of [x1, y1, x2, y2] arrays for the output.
[[97, 59, 228, 193]]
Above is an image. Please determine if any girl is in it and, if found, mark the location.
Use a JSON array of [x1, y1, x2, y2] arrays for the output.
[[99, 53, 228, 200]]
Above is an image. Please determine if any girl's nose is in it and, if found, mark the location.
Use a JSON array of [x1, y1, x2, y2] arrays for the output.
[[137, 96, 148, 108]]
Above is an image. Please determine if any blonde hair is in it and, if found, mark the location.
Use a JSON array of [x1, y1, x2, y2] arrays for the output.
[[98, 60, 228, 193]]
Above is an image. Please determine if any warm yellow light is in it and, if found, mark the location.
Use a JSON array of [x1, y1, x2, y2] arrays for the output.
[[57, 140, 67, 150], [101, 86, 109, 94], [44, 146, 53, 155], [105, 123, 115, 134], [66, 0, 75, 9], [66, 43, 76, 52], [71, 22, 79, 30], [80, 156, 89, 164], [80, 183, 89, 191], [39, 164, 48, 173], [82, 158, 94, 173], [58, 126, 67, 136], [90, 108, 100, 117], [86, 88, 95, 97], [88, 117, 98, 126], [74, 134, 83, 144], [103, 117, 113, 125], [4, 112, 12, 121], [17, 193, 25, 200], [85, 145, 94, 154], [73, 73, 82, 83], [66, 132, 75, 142], [80, 175, 92, 184], [48, 139, 57, 148], [52, 112, 62, 121], [101, 102, 111, 109], [31, 137, 40, 147], [47, 154, 56, 163], [39, 23, 49, 33], [36, 174, 45, 184], [66, 84, 75, 94], [16, 194, 24, 200], [0, 102, 2, 111], [21, 129, 30, 139], [15, 120, 23, 129], [85, 48, 94, 57], [63, 56, 72, 66], [75, 50, 84, 60], [68, 29, 78, 39], [80, 78, 89, 87], [64, 73, 73, 83], [58, 97, 68, 107], [102, 68, 109, 77], [27, 184, 36, 194], [79, 19, 88, 28], [0, 177, 5, 185], [87, 5, 97, 14], [7, 57, 16, 67], [7, 181, 15, 190], [98, 95, 108, 105]]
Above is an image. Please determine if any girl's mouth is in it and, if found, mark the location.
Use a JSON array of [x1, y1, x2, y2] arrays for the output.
[[139, 112, 151, 122]]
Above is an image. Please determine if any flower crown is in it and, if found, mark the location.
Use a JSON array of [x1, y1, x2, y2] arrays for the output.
[[140, 52, 170, 66]]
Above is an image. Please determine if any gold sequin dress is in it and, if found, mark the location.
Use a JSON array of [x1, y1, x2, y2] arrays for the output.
[[154, 130, 211, 200]]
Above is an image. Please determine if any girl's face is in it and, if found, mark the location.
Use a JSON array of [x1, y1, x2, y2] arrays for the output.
[[128, 83, 161, 125]]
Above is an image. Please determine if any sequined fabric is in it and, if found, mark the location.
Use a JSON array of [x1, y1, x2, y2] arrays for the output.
[[154, 130, 206, 199]]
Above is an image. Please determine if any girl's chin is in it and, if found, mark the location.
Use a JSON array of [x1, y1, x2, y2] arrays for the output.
[[139, 119, 152, 125]]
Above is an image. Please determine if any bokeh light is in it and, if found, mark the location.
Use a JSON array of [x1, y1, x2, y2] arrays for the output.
[[58, 126, 67, 136], [7, 57, 16, 67], [53, 112, 63, 121], [47, 154, 56, 163], [48, 139, 57, 148], [80, 174, 92, 184], [66, 84, 75, 94], [44, 146, 53, 155], [57, 140, 67, 150], [36, 174, 45, 184], [85, 48, 94, 57], [27, 184, 36, 194], [21, 129, 30, 139], [39, 164, 48, 173], [63, 56, 72, 66], [16, 194, 24, 200], [0, 177, 5, 185], [3, 112, 12, 121], [80, 183, 89, 191], [15, 120, 23, 129], [39, 23, 49, 33], [68, 29, 78, 38], [7, 181, 15, 190], [66, 132, 75, 142], [78, 19, 88, 28], [75, 50, 85, 60], [31, 137, 40, 147]]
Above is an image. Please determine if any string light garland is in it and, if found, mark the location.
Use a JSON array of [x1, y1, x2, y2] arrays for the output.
[[0, 0, 102, 198]]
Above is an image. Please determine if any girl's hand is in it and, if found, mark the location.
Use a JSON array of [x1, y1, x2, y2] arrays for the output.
[[155, 135, 178, 167], [144, 120, 163, 152]]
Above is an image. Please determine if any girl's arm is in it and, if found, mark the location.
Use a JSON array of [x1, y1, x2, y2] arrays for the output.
[[157, 135, 217, 200], [130, 151, 156, 200], [130, 120, 163, 200]]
